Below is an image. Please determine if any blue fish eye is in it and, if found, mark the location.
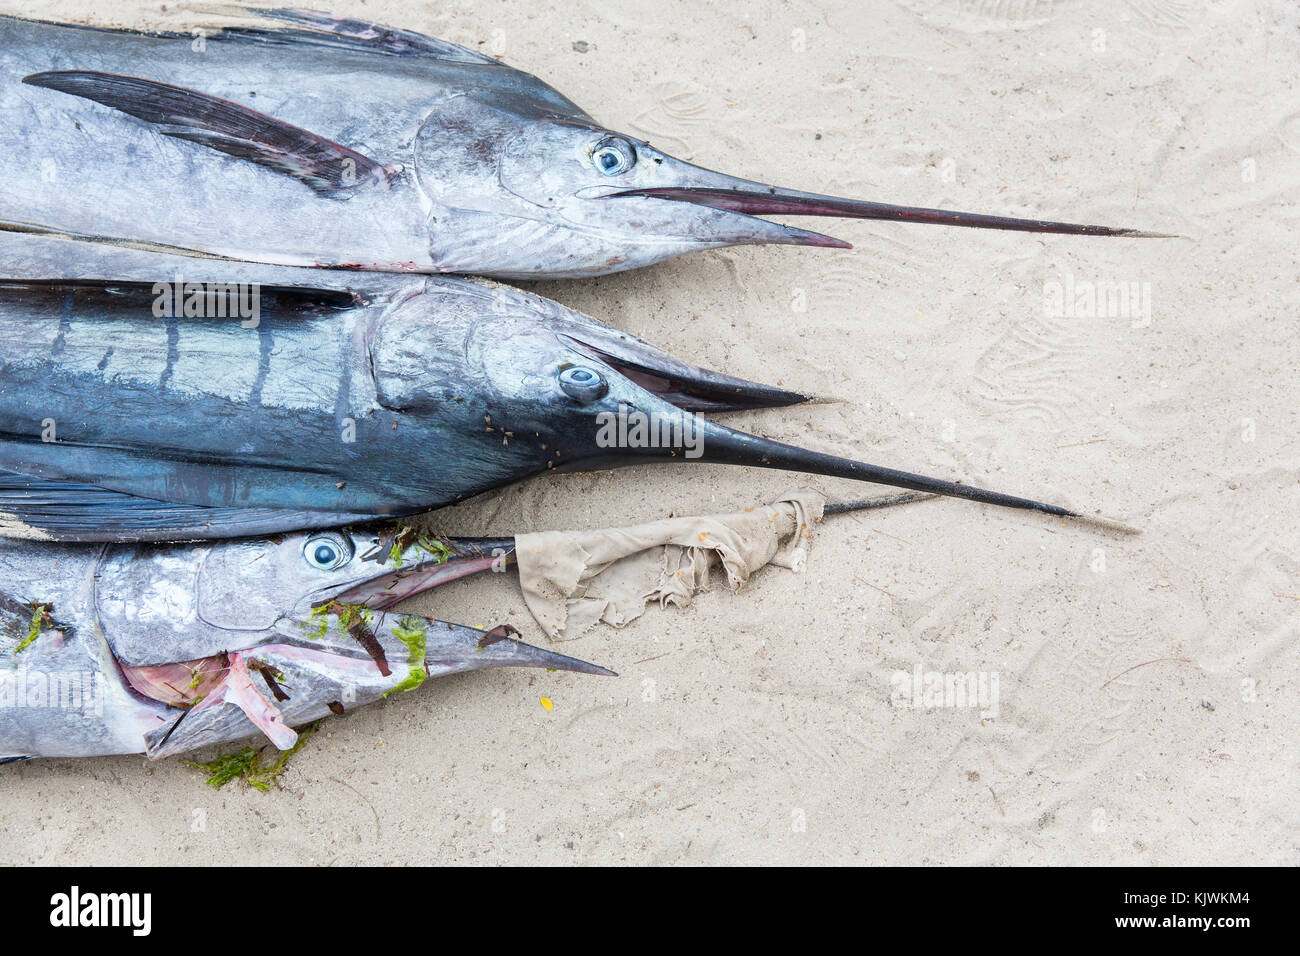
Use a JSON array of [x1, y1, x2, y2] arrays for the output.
[[558, 365, 608, 403], [591, 138, 634, 176], [303, 533, 354, 571]]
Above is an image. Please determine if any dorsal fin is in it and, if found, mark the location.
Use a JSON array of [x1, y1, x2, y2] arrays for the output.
[[230, 7, 501, 64], [22, 71, 399, 195], [0, 277, 364, 312]]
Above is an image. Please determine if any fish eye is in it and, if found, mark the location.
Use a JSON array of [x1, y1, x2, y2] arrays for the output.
[[302, 532, 355, 571], [558, 365, 609, 403], [591, 137, 635, 176]]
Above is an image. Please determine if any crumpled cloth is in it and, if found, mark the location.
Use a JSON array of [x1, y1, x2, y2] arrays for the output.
[[514, 491, 825, 640]]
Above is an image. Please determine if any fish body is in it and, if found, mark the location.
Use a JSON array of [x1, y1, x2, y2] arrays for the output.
[[0, 270, 1128, 541], [0, 11, 1169, 280], [0, 528, 608, 761], [0, 491, 931, 762], [0, 268, 1131, 541]]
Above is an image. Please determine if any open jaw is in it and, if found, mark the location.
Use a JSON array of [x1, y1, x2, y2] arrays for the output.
[[120, 544, 613, 760], [125, 619, 614, 760], [606, 182, 1177, 247], [559, 331, 812, 414], [331, 535, 518, 610]]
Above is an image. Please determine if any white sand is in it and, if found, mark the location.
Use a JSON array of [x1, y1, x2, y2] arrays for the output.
[[0, 0, 1295, 865]]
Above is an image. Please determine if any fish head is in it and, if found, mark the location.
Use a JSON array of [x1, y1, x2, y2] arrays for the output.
[[441, 295, 1087, 520], [414, 89, 1167, 278], [193, 527, 523, 633], [414, 94, 845, 278], [370, 282, 1102, 542], [122, 526, 615, 758], [100, 527, 512, 664], [419, 293, 841, 476], [366, 283, 812, 501]]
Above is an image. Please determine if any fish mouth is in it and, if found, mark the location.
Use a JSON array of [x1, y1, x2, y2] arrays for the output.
[[327, 534, 517, 611], [606, 183, 1176, 244], [141, 533, 616, 760], [548, 332, 1136, 529], [311, 543, 617, 678], [141, 620, 614, 760], [559, 326, 813, 414]]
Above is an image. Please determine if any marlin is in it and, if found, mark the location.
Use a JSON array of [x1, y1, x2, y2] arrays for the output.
[[0, 491, 931, 764], [0, 528, 615, 762], [0, 274, 1135, 542], [1, 9, 1172, 279]]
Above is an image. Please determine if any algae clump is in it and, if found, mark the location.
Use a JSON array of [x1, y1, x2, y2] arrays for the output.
[[13, 603, 52, 655], [185, 721, 321, 791], [383, 616, 428, 698]]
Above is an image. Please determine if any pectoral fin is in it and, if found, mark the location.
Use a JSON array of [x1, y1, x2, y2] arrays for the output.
[[0, 468, 383, 543], [23, 70, 398, 195]]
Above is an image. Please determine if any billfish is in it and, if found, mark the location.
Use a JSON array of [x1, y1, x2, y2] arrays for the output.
[[1, 9, 1171, 279], [0, 528, 613, 762], [0, 492, 927, 763], [0, 275, 1135, 542]]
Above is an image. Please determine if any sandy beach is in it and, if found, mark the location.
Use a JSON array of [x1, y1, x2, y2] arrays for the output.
[[0, 0, 1296, 865]]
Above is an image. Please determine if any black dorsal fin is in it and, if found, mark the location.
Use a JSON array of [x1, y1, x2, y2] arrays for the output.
[[0, 277, 363, 312], [23, 71, 398, 195]]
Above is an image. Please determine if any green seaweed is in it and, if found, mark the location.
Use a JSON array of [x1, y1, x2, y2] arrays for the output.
[[388, 530, 454, 568], [335, 603, 374, 631], [185, 746, 261, 788], [383, 616, 428, 698], [184, 721, 321, 792], [301, 603, 331, 639], [13, 604, 52, 655], [301, 601, 372, 639], [415, 536, 453, 564]]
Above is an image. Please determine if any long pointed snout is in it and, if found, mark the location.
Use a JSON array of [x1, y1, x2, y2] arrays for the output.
[[609, 164, 1175, 243], [687, 418, 1083, 518], [552, 319, 1135, 529], [573, 401, 1137, 532]]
